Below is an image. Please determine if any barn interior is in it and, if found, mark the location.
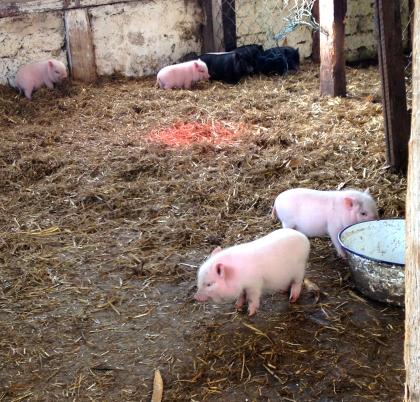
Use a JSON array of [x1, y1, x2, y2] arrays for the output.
[[0, 1, 412, 401]]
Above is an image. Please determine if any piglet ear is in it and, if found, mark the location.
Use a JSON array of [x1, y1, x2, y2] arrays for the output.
[[48, 60, 54, 68], [194, 61, 199, 69], [215, 263, 225, 278], [211, 246, 222, 256], [364, 188, 370, 195], [344, 197, 355, 209], [215, 263, 234, 281]]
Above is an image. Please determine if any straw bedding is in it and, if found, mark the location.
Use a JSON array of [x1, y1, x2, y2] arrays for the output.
[[0, 63, 406, 401]]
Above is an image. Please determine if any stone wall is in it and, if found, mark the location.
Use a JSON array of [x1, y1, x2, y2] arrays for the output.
[[235, 1, 314, 59], [235, 0, 410, 62], [0, 12, 67, 85], [90, 1, 202, 77], [0, 0, 203, 85]]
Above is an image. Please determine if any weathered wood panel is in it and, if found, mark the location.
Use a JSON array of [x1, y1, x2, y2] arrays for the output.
[[201, 0, 215, 52], [404, 132, 420, 402], [404, 2, 420, 399], [311, 0, 320, 63], [0, 0, 141, 17], [408, 0, 414, 50], [64, 8, 97, 82], [375, 0, 410, 172], [211, 0, 224, 52], [319, 0, 347, 97]]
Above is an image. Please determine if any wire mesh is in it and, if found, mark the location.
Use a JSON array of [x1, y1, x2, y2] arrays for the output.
[[212, 1, 412, 56], [401, 0, 413, 49], [212, 0, 318, 51]]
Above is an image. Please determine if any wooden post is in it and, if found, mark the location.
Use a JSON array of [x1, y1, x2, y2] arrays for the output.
[[319, 0, 347, 96], [64, 8, 97, 83], [222, 0, 236, 51], [202, 0, 233, 53], [311, 0, 320, 63], [201, 0, 216, 52], [212, 0, 224, 52], [408, 0, 414, 51], [374, 0, 410, 172], [404, 2, 420, 399]]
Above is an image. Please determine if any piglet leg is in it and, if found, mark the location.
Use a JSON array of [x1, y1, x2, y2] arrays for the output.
[[246, 288, 262, 316], [281, 221, 296, 230], [235, 291, 246, 311], [183, 78, 193, 90], [289, 281, 302, 303], [329, 229, 347, 259], [24, 88, 33, 100], [45, 80, 54, 90]]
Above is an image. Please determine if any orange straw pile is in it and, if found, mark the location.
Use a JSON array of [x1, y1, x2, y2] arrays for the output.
[[146, 121, 244, 147]]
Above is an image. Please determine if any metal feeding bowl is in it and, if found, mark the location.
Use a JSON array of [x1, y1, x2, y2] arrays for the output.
[[338, 219, 405, 306]]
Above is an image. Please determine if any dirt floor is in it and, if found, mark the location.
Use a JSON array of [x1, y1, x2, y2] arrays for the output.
[[0, 63, 407, 401]]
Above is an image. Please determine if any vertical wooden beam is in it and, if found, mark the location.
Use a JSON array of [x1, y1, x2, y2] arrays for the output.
[[311, 0, 320, 63], [201, 0, 216, 53], [375, 0, 410, 172], [319, 0, 347, 97], [64, 8, 97, 83], [408, 0, 414, 52], [404, 3, 420, 399], [212, 0, 224, 52], [222, 0, 236, 51]]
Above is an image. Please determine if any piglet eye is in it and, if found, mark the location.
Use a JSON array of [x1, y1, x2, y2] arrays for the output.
[[361, 212, 367, 216], [206, 283, 212, 287]]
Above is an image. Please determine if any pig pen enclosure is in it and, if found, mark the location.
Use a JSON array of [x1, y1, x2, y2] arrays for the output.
[[0, 66, 408, 401], [0, 0, 413, 401]]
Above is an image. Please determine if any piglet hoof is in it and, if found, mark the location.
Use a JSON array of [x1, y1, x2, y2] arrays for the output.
[[247, 308, 257, 317], [289, 295, 298, 303], [289, 282, 302, 303], [337, 248, 348, 259], [235, 292, 246, 311], [247, 304, 259, 316]]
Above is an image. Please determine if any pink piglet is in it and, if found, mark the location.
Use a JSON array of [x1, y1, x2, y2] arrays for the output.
[[15, 59, 68, 100], [157, 59, 210, 90], [272, 188, 378, 258], [194, 228, 310, 316]]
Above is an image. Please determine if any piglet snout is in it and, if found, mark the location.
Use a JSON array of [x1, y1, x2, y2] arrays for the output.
[[194, 293, 208, 302]]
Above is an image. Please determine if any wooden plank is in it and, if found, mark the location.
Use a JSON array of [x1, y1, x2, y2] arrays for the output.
[[405, 129, 420, 402], [64, 8, 97, 82], [404, 2, 420, 399], [374, 0, 410, 172], [311, 0, 320, 63], [212, 0, 224, 52], [200, 0, 216, 53], [0, 0, 141, 18], [319, 0, 347, 97], [408, 0, 414, 52], [221, 0, 236, 51]]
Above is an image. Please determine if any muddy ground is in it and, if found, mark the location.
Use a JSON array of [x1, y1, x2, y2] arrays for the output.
[[0, 63, 406, 401]]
